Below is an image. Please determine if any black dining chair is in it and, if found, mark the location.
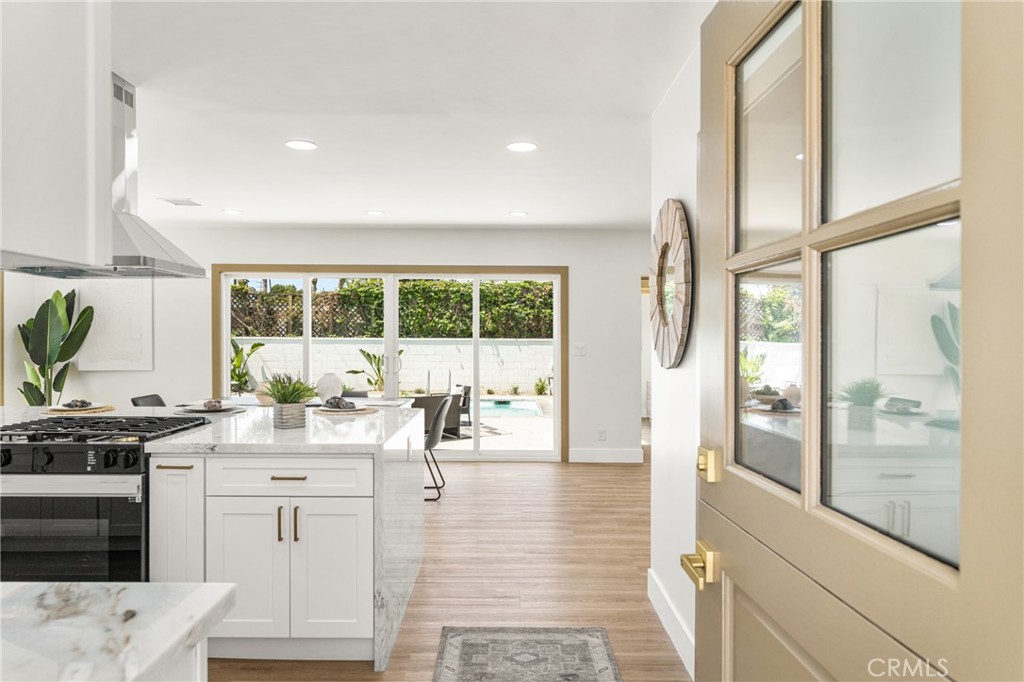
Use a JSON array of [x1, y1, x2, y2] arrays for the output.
[[131, 394, 166, 407], [342, 390, 369, 398], [424, 395, 454, 502]]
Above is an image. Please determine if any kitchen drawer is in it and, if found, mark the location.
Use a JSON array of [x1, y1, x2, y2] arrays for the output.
[[828, 459, 958, 495], [206, 458, 373, 497]]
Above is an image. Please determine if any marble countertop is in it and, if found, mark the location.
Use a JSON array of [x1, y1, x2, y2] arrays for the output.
[[1, 581, 235, 682], [0, 405, 423, 455]]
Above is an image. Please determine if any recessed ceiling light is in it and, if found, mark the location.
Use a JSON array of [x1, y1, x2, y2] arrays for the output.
[[509, 211, 529, 217], [795, 153, 805, 161], [159, 197, 202, 206], [222, 208, 242, 216], [365, 210, 386, 216], [937, 220, 958, 226], [507, 141, 538, 153], [284, 139, 318, 151]]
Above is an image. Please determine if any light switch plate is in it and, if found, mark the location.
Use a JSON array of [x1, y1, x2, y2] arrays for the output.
[[573, 343, 587, 356]]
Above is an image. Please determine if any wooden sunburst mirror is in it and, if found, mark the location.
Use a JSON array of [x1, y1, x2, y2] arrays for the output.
[[649, 198, 693, 368]]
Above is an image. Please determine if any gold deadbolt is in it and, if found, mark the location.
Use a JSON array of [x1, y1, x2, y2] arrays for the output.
[[681, 540, 718, 590], [696, 446, 722, 483]]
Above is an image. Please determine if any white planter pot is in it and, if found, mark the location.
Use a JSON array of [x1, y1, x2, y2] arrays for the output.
[[273, 403, 306, 429]]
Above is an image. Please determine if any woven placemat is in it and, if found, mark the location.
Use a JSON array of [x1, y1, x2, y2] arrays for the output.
[[313, 406, 378, 417], [47, 404, 116, 415]]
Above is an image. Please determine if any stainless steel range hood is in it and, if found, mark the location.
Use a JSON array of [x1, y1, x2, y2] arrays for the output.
[[1, 74, 205, 278]]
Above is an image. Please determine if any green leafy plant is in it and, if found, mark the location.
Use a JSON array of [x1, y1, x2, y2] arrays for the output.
[[257, 373, 317, 404], [534, 376, 549, 396], [486, 388, 496, 395], [930, 301, 961, 401], [17, 290, 94, 406], [229, 339, 265, 395], [739, 346, 767, 386], [345, 348, 403, 392], [837, 378, 888, 407], [511, 384, 520, 395]]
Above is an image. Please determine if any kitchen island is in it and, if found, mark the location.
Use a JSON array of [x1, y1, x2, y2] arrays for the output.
[[145, 405, 425, 672], [0, 404, 425, 673], [1, 581, 235, 682]]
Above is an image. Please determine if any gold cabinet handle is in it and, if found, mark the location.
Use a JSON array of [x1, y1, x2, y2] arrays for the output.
[[156, 464, 194, 470], [271, 475, 308, 481], [681, 540, 718, 591], [277, 505, 284, 542], [293, 505, 300, 542]]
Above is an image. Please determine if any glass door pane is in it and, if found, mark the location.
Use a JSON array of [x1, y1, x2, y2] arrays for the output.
[[309, 277, 385, 398], [736, 260, 803, 491], [229, 276, 305, 394], [822, 220, 962, 566], [736, 4, 804, 251], [478, 278, 556, 456], [825, 1, 961, 220], [398, 277, 475, 452]]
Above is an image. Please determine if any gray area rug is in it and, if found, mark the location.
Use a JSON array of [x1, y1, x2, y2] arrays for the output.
[[433, 627, 623, 682]]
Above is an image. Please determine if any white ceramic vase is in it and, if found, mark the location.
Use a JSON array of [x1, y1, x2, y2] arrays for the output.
[[315, 373, 344, 402]]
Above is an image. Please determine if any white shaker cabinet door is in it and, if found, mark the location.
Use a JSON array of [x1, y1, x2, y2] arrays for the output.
[[206, 496, 291, 638], [149, 458, 205, 582], [290, 497, 373, 638]]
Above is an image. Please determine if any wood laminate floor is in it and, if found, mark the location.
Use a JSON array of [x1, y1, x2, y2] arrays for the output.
[[210, 441, 690, 682]]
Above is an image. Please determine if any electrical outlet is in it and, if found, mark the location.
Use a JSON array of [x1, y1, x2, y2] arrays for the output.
[[573, 343, 587, 356], [597, 428, 607, 441]]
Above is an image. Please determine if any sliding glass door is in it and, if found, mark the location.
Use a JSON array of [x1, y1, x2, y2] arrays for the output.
[[218, 268, 562, 460]]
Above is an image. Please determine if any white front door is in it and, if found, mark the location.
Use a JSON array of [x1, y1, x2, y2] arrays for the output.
[[692, 1, 1022, 679]]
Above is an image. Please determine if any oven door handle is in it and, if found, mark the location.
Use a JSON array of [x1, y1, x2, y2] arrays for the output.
[[0, 475, 142, 497]]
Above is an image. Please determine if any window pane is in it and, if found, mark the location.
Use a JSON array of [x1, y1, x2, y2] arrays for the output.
[[229, 277, 304, 393], [736, 261, 803, 491], [736, 5, 804, 251], [822, 221, 961, 566], [310, 277, 385, 396], [825, 1, 961, 220]]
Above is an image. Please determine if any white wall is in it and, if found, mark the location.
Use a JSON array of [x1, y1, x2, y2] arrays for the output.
[[2, 226, 647, 461], [647, 16, 711, 673]]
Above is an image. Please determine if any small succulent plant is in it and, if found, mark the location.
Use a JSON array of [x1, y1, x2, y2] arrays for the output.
[[257, 374, 318, 404], [836, 378, 888, 407]]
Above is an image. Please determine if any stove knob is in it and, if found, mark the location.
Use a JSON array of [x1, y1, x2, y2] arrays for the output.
[[123, 452, 139, 469], [41, 448, 55, 469], [103, 449, 119, 469], [1, 449, 11, 468]]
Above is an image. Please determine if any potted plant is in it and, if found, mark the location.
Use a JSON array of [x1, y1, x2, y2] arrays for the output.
[[346, 348, 402, 397], [17, 290, 94, 406], [837, 378, 888, 430], [258, 373, 317, 429], [229, 338, 265, 395]]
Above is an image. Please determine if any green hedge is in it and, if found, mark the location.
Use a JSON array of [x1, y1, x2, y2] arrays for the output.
[[231, 279, 553, 339]]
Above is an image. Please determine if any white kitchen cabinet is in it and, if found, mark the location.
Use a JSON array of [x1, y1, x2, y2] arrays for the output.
[[149, 458, 205, 583], [0, 1, 111, 267], [290, 497, 374, 638], [206, 496, 291, 638], [206, 490, 373, 640]]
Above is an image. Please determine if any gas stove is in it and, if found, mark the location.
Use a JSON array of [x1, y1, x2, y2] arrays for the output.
[[1, 415, 209, 444]]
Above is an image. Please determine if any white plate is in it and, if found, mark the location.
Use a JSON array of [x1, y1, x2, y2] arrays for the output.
[[184, 400, 237, 413]]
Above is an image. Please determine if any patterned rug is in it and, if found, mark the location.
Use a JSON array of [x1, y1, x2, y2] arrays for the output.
[[433, 627, 623, 682]]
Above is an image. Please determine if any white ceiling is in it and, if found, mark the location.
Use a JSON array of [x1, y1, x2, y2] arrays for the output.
[[112, 1, 710, 230]]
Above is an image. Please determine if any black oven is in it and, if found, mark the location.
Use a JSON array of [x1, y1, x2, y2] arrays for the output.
[[0, 415, 209, 583]]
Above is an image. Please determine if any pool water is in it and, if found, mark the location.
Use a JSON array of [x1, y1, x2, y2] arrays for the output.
[[478, 399, 543, 418]]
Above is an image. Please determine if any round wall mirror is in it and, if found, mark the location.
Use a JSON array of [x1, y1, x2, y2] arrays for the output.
[[649, 198, 693, 368]]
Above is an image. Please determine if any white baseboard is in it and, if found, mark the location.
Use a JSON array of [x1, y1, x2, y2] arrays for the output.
[[209, 637, 373, 660], [647, 568, 696, 675], [568, 448, 644, 463]]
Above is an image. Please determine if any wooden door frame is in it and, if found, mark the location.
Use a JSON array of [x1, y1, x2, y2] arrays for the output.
[[211, 264, 570, 462]]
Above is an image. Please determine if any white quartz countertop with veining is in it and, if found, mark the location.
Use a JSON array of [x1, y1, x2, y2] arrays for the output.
[[0, 405, 423, 455], [0, 581, 236, 682]]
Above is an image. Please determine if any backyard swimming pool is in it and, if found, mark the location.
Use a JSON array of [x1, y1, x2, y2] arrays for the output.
[[478, 399, 544, 418]]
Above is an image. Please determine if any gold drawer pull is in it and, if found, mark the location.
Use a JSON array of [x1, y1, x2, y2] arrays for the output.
[[277, 506, 284, 542], [271, 475, 308, 481], [155, 464, 194, 470], [293, 505, 300, 542], [681, 540, 718, 591]]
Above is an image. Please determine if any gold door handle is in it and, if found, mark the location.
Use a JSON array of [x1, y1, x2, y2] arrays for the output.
[[696, 447, 722, 483], [156, 464, 194, 470], [271, 475, 308, 481], [293, 505, 300, 542], [277, 505, 284, 542], [681, 540, 718, 590]]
